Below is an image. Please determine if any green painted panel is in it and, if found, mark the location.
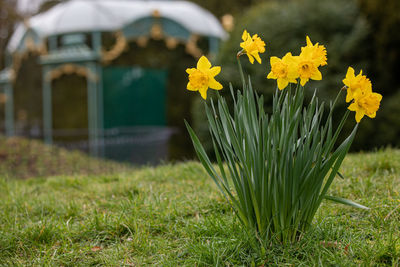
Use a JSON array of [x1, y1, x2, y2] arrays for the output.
[[102, 66, 167, 128]]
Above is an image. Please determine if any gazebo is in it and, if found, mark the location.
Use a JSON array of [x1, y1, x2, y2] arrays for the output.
[[0, 0, 226, 163]]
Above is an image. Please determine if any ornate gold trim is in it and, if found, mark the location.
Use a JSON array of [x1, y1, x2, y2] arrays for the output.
[[136, 36, 149, 47], [11, 35, 47, 80], [185, 34, 202, 59], [165, 37, 179, 49], [101, 20, 203, 61], [9, 69, 16, 83], [152, 9, 161, 18], [45, 64, 97, 82], [150, 23, 163, 40], [0, 93, 7, 104], [221, 14, 234, 32], [101, 31, 127, 64], [134, 33, 202, 59]]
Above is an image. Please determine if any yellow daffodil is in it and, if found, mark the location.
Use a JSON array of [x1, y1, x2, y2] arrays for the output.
[[348, 91, 382, 123], [290, 36, 327, 86], [343, 67, 372, 102], [267, 52, 298, 90], [239, 30, 266, 64], [295, 48, 322, 86], [301, 36, 327, 67], [186, 56, 223, 100]]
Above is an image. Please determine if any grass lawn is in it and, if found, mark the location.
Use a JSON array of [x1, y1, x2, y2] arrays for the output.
[[0, 148, 399, 266]]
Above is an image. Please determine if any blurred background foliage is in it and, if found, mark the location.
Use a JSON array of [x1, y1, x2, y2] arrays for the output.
[[0, 0, 20, 70], [189, 0, 263, 17], [192, 0, 400, 154]]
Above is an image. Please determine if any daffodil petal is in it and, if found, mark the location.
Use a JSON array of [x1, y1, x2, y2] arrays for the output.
[[346, 67, 355, 79], [209, 78, 223, 90], [247, 53, 254, 64], [253, 53, 262, 64], [267, 71, 276, 79], [208, 66, 221, 77], [242, 30, 248, 41], [282, 52, 294, 62], [306, 35, 312, 46], [277, 79, 289, 90], [355, 110, 364, 123], [199, 87, 208, 100], [270, 56, 280, 65], [311, 69, 322, 80], [186, 68, 195, 74], [348, 103, 357, 111], [346, 91, 353, 103], [197, 56, 211, 71]]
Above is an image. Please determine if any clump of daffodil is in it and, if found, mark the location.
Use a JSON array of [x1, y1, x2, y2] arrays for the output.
[[267, 52, 298, 90], [186, 56, 223, 100], [238, 29, 266, 64], [186, 33, 376, 246], [343, 66, 382, 123], [343, 67, 372, 102], [267, 36, 327, 89], [295, 36, 327, 86]]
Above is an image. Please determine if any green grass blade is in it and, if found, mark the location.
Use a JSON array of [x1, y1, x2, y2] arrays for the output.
[[325, 195, 370, 210]]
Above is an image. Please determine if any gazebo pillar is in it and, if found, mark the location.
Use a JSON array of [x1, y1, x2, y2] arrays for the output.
[[95, 63, 105, 157], [87, 61, 99, 157], [92, 31, 105, 157], [4, 83, 15, 136], [42, 65, 53, 145], [0, 67, 15, 136], [208, 37, 220, 60]]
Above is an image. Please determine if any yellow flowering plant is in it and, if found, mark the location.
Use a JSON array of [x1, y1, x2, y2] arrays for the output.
[[343, 66, 382, 122], [185, 33, 381, 244], [186, 56, 223, 99], [238, 30, 266, 64]]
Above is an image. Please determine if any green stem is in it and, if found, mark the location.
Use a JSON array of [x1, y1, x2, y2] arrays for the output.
[[331, 88, 343, 111], [236, 56, 246, 88], [325, 87, 344, 124]]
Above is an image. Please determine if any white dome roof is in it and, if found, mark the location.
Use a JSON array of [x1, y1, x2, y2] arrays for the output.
[[7, 0, 226, 53]]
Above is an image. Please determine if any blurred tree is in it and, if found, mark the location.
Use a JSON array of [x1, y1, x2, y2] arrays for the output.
[[0, 0, 20, 133], [192, 0, 400, 153], [189, 0, 264, 18], [37, 0, 65, 13], [0, 0, 21, 69], [357, 0, 400, 97], [356, 0, 400, 149]]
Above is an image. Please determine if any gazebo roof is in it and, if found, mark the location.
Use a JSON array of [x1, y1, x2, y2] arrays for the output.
[[7, 0, 226, 53]]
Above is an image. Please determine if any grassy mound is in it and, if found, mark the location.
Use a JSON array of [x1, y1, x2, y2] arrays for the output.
[[0, 149, 399, 265], [0, 136, 130, 179]]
